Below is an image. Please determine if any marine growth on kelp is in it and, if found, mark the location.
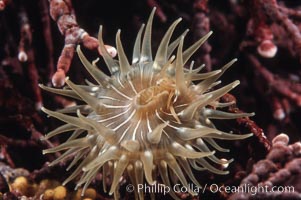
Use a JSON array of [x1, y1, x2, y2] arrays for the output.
[[40, 8, 254, 200]]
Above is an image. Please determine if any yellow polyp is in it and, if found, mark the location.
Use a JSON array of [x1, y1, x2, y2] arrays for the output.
[[11, 176, 28, 195], [43, 189, 54, 200], [53, 186, 67, 200]]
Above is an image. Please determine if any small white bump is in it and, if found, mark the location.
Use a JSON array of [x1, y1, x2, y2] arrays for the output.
[[18, 51, 28, 62], [220, 158, 229, 169]]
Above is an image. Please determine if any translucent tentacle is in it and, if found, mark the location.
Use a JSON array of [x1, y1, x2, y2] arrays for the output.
[[158, 161, 181, 200], [169, 142, 214, 158], [65, 78, 105, 114], [109, 155, 129, 194], [140, 151, 155, 185], [41, 124, 76, 140], [116, 30, 131, 76], [167, 29, 189, 59], [140, 8, 156, 63], [39, 84, 81, 100], [154, 18, 182, 67], [175, 37, 186, 96], [195, 59, 237, 93], [183, 31, 212, 65], [77, 45, 111, 86], [41, 107, 91, 130], [202, 109, 255, 119], [132, 24, 145, 64], [98, 26, 119, 74]]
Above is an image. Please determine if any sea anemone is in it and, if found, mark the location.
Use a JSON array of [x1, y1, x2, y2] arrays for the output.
[[40, 8, 253, 200]]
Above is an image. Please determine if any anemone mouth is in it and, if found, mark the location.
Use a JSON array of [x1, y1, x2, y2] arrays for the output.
[[133, 75, 179, 112], [40, 7, 254, 200], [135, 87, 169, 111]]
